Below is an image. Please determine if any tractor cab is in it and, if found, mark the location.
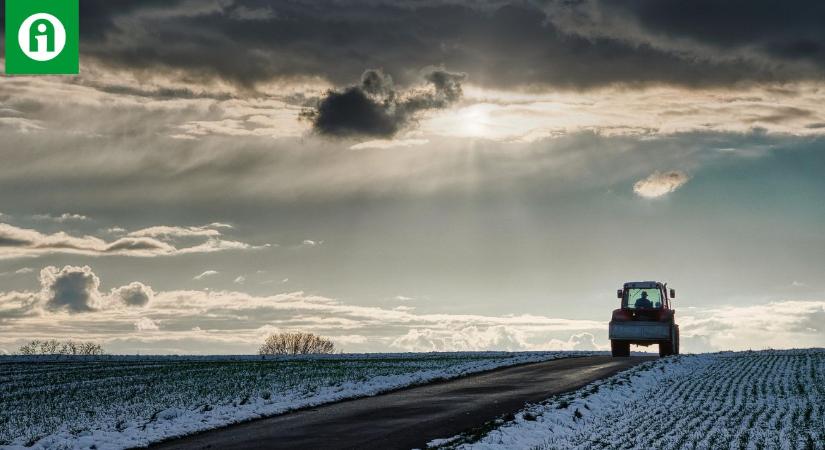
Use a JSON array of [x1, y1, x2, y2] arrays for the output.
[[618, 281, 675, 313]]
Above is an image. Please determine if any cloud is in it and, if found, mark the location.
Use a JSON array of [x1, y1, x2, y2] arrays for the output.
[[127, 225, 222, 239], [233, 276, 246, 284], [556, 332, 601, 351], [303, 68, 466, 137], [35, 266, 155, 313], [350, 139, 429, 150], [111, 282, 154, 307], [391, 326, 529, 352], [633, 170, 691, 198], [70, 1, 825, 90], [135, 317, 160, 331], [2, 265, 824, 353], [40, 266, 103, 313], [680, 301, 825, 351], [194, 270, 219, 280], [32, 213, 90, 222], [0, 223, 260, 259], [229, 5, 275, 21], [544, 0, 825, 86]]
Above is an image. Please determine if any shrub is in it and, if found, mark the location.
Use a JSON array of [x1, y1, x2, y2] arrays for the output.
[[258, 332, 335, 355]]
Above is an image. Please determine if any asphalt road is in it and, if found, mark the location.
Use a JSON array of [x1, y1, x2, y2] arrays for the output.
[[149, 356, 654, 450]]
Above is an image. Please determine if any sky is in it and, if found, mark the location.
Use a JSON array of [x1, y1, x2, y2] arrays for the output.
[[0, 0, 824, 355]]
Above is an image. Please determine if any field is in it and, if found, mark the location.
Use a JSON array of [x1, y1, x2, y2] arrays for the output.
[[0, 351, 585, 449], [433, 349, 825, 450]]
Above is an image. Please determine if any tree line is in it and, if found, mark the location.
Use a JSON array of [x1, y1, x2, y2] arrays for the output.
[[17, 339, 104, 356]]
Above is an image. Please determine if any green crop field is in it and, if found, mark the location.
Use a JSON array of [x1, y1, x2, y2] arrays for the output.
[[437, 349, 825, 450], [0, 351, 579, 448]]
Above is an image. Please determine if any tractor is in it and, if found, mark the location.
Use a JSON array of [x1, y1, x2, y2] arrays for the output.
[[609, 281, 680, 357]]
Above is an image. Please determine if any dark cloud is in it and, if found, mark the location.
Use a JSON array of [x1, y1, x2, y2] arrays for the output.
[[34, 266, 154, 313], [40, 266, 102, 313], [7, 0, 819, 90], [303, 68, 466, 137]]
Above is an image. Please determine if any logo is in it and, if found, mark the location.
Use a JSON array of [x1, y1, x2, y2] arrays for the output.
[[18, 13, 67, 62], [5, 0, 79, 75]]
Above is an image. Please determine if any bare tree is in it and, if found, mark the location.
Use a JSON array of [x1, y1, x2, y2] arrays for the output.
[[17, 339, 104, 355], [259, 332, 335, 355]]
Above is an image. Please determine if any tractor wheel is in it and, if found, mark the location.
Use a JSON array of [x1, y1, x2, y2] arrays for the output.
[[611, 340, 630, 357], [659, 326, 677, 357], [673, 327, 680, 355], [659, 340, 673, 357]]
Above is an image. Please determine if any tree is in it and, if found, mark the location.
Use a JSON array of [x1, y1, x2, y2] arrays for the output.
[[17, 339, 104, 355], [259, 332, 335, 355]]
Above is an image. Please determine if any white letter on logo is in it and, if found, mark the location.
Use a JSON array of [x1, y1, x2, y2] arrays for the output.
[[18, 13, 66, 62]]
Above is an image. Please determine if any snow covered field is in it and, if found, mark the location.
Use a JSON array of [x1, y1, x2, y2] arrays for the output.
[[0, 351, 588, 449], [432, 349, 825, 450]]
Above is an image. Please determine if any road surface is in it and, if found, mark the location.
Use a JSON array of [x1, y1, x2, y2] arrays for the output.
[[150, 356, 653, 450]]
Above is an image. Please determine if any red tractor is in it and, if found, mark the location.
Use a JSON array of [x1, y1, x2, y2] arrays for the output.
[[609, 281, 680, 357]]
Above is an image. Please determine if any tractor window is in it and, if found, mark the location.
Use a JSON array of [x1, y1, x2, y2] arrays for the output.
[[625, 288, 663, 309]]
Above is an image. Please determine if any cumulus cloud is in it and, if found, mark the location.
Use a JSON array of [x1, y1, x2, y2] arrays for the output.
[[0, 223, 260, 259], [35, 266, 155, 313], [40, 266, 103, 313], [391, 325, 529, 352], [545, 332, 602, 351], [680, 301, 825, 351], [633, 170, 691, 198], [303, 68, 467, 137], [111, 282, 154, 307]]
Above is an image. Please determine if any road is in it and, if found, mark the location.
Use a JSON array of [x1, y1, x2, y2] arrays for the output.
[[149, 356, 654, 450]]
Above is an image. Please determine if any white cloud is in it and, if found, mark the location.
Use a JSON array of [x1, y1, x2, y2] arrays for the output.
[[111, 282, 154, 307], [633, 170, 691, 198], [194, 270, 219, 280], [0, 223, 261, 259], [350, 139, 429, 150], [679, 300, 825, 351], [135, 317, 160, 331], [1, 266, 823, 354], [391, 326, 530, 352], [233, 276, 246, 284], [127, 225, 221, 239], [32, 213, 90, 222], [14, 267, 34, 274]]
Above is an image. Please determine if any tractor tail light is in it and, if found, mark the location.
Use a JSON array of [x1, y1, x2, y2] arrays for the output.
[[612, 309, 632, 321]]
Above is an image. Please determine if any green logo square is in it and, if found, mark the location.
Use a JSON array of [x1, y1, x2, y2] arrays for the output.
[[4, 0, 79, 75]]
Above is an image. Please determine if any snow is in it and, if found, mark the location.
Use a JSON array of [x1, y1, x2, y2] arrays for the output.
[[0, 351, 596, 449], [430, 349, 825, 450]]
